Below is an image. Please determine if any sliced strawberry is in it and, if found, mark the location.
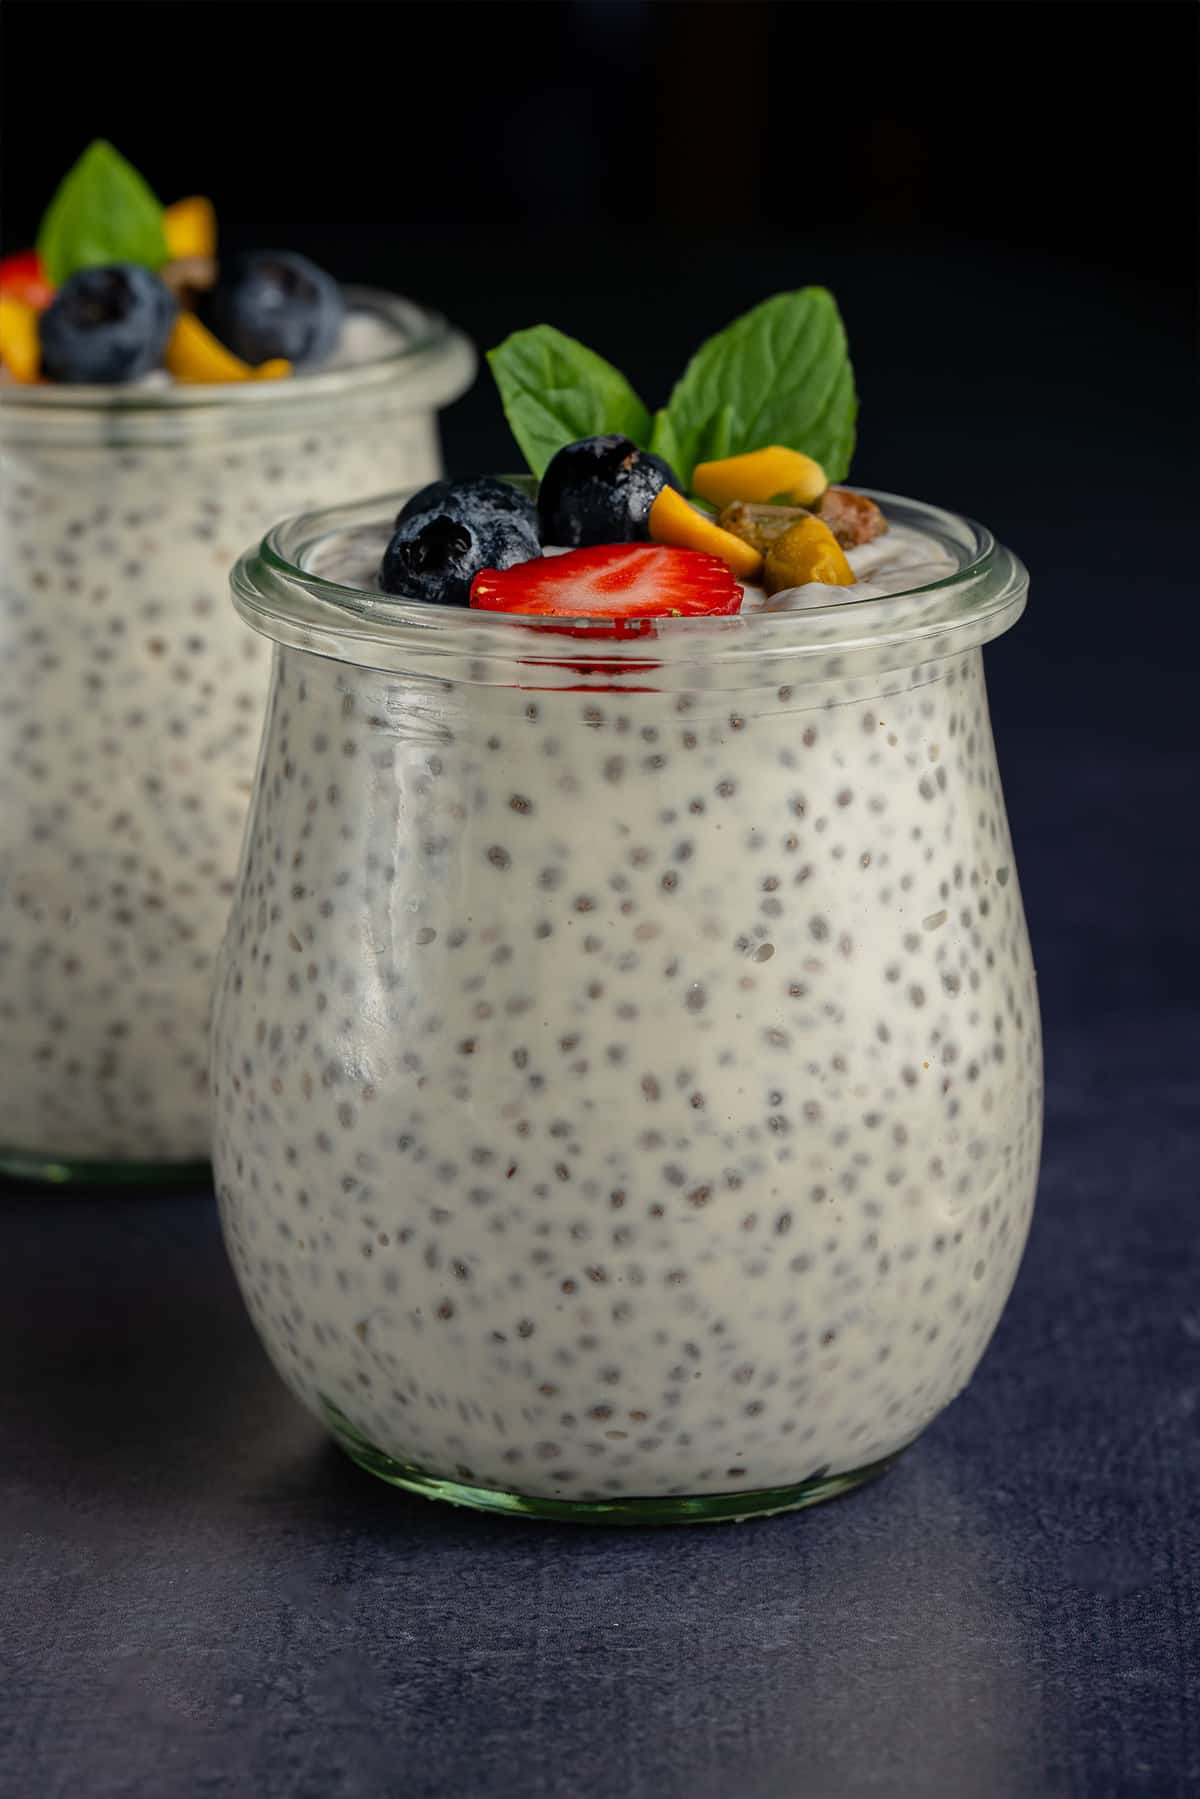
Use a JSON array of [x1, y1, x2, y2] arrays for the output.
[[470, 544, 743, 620], [0, 250, 53, 312]]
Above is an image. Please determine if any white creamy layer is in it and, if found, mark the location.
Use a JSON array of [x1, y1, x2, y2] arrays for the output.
[[314, 518, 960, 606], [744, 523, 959, 611]]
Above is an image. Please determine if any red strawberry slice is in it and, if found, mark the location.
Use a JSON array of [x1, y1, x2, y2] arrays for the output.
[[0, 249, 53, 311], [470, 544, 743, 620]]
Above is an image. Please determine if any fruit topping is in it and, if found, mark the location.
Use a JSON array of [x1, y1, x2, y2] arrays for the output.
[[164, 312, 291, 383], [381, 477, 542, 606], [0, 251, 54, 312], [37, 264, 177, 384], [488, 291, 857, 492], [648, 484, 763, 581], [163, 197, 217, 262], [203, 251, 344, 369], [815, 485, 888, 548], [470, 543, 743, 620], [693, 445, 828, 509], [382, 517, 480, 606], [398, 474, 539, 537], [537, 435, 681, 547], [763, 517, 856, 594], [0, 296, 41, 383], [15, 143, 352, 385], [158, 199, 218, 299]]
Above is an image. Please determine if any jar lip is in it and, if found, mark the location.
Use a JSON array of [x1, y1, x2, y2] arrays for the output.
[[0, 287, 471, 418], [232, 485, 1028, 679]]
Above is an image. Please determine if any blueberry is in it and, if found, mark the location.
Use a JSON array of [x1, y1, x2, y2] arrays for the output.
[[203, 251, 344, 368], [537, 436, 682, 547], [639, 451, 684, 494], [397, 475, 538, 536], [38, 265, 177, 385], [380, 481, 541, 606]]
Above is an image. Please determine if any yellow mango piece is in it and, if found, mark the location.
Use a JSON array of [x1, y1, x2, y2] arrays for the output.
[[648, 484, 764, 581], [165, 313, 252, 382], [0, 295, 41, 383], [693, 445, 828, 509], [764, 516, 856, 594], [163, 196, 217, 261], [164, 312, 292, 384]]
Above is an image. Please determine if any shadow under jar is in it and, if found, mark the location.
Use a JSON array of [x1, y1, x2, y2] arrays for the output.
[[214, 490, 1042, 1524], [0, 293, 473, 1183]]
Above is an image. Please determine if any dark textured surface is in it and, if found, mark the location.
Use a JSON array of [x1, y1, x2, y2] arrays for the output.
[[4, 669, 1199, 1798]]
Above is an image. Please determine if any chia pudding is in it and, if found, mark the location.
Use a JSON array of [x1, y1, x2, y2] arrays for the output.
[[0, 295, 474, 1173], [212, 486, 1041, 1521]]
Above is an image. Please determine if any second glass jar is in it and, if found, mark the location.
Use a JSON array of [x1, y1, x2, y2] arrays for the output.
[[0, 294, 472, 1179]]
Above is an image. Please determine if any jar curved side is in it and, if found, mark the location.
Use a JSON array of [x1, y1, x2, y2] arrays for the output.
[[213, 634, 1042, 1514]]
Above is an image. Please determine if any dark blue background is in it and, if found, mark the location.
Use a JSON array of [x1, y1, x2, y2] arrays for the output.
[[2, 3, 1197, 1795]]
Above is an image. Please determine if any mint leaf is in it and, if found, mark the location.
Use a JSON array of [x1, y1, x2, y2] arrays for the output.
[[652, 289, 857, 486], [645, 411, 681, 477], [37, 140, 169, 286], [487, 326, 652, 477]]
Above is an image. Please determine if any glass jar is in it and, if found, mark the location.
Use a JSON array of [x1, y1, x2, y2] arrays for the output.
[[0, 293, 473, 1181], [214, 490, 1041, 1524]]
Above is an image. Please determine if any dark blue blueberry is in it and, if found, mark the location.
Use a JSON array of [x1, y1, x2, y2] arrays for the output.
[[639, 451, 684, 494], [203, 251, 344, 368], [537, 436, 682, 547], [37, 265, 177, 385], [397, 474, 538, 537], [380, 494, 541, 606]]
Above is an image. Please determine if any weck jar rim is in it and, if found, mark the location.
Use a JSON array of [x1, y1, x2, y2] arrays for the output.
[[231, 486, 1029, 688], [0, 288, 475, 446]]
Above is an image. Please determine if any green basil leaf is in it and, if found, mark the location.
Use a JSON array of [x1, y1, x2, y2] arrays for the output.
[[647, 409, 685, 476], [654, 289, 857, 486], [37, 140, 169, 286], [487, 325, 652, 477]]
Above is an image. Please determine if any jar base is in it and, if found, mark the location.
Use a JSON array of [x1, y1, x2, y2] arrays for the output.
[[0, 1147, 211, 1188], [327, 1405, 904, 1525]]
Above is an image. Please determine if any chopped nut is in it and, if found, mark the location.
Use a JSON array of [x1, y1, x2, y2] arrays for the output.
[[160, 256, 218, 299], [764, 516, 856, 593], [816, 486, 888, 548], [718, 500, 813, 557]]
